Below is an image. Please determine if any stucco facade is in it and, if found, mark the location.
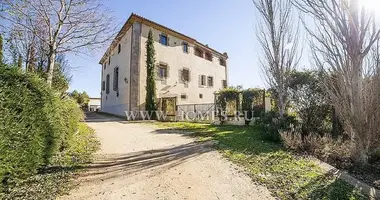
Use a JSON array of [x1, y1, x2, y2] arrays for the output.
[[100, 14, 228, 117]]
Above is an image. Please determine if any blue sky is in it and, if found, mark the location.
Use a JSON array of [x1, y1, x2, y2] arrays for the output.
[[68, 0, 265, 97]]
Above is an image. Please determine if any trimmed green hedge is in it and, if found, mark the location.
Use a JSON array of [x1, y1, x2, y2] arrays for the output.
[[0, 65, 85, 187]]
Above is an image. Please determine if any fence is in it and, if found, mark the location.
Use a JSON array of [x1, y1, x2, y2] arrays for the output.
[[176, 103, 215, 121]]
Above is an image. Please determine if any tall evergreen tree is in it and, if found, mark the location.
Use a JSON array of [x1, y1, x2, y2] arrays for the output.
[[0, 34, 3, 64], [145, 29, 157, 117]]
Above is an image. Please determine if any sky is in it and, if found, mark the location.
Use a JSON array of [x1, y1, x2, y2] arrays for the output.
[[68, 0, 267, 97]]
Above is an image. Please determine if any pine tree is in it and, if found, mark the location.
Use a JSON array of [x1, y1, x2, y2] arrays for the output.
[[0, 34, 3, 65], [145, 29, 157, 118]]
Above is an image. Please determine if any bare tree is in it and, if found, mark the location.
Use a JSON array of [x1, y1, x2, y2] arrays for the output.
[[253, 0, 300, 117], [0, 0, 116, 86], [294, 0, 380, 164], [7, 21, 38, 71]]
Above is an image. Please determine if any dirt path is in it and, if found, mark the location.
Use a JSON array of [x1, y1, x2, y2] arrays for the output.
[[60, 113, 274, 200]]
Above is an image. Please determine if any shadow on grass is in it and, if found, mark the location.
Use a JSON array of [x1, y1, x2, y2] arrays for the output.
[[302, 173, 366, 200], [151, 122, 368, 200]]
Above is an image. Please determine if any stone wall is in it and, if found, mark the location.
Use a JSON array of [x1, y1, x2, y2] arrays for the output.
[[130, 22, 142, 112]]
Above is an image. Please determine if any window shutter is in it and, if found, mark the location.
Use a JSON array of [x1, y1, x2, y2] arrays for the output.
[[198, 75, 201, 86], [113, 68, 116, 91], [156, 66, 160, 80], [106, 74, 110, 94]]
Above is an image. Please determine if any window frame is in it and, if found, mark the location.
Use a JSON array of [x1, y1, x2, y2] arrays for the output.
[[157, 64, 168, 79], [200, 75, 206, 86], [113, 66, 119, 92], [219, 58, 226, 66], [106, 74, 110, 94], [181, 68, 190, 83], [222, 80, 227, 88], [205, 52, 213, 62], [207, 76, 214, 87], [159, 34, 168, 46], [183, 42, 189, 53], [180, 93, 187, 100], [195, 47, 203, 58], [118, 44, 122, 54]]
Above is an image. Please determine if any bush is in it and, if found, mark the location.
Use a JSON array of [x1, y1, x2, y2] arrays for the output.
[[281, 130, 351, 166], [54, 123, 100, 166], [0, 65, 88, 189], [256, 111, 298, 142]]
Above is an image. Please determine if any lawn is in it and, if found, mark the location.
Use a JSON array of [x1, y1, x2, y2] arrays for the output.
[[153, 122, 367, 200]]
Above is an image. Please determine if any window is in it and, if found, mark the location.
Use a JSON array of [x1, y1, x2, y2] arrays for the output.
[[160, 34, 168, 46], [157, 64, 168, 79], [219, 58, 226, 66], [205, 52, 213, 61], [222, 80, 227, 88], [108, 57, 111, 65], [106, 74, 110, 94], [118, 44, 122, 54], [199, 94, 203, 99], [195, 48, 203, 58], [183, 42, 189, 53], [180, 93, 187, 100], [102, 81, 105, 91], [207, 76, 214, 87], [199, 75, 206, 86], [181, 68, 190, 82], [113, 67, 119, 91], [219, 58, 227, 67]]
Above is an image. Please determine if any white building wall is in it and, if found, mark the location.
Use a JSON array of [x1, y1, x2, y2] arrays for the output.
[[101, 28, 132, 116], [139, 24, 227, 108]]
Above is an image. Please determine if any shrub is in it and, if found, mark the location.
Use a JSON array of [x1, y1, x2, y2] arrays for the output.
[[281, 130, 351, 166], [0, 65, 86, 188], [54, 123, 100, 166], [256, 111, 298, 142]]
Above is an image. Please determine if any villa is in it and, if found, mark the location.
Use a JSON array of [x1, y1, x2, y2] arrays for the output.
[[99, 13, 229, 117]]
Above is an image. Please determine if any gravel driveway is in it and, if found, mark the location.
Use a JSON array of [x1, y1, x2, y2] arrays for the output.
[[60, 113, 274, 200]]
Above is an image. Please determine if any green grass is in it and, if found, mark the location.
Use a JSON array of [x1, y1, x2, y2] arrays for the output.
[[153, 122, 367, 200]]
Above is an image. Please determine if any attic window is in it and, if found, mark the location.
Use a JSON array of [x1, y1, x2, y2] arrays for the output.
[[195, 48, 203, 58], [219, 58, 226, 66], [205, 52, 213, 61], [160, 34, 168, 46], [183, 42, 189, 53]]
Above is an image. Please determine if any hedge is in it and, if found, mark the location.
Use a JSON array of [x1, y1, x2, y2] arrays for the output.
[[0, 65, 84, 187]]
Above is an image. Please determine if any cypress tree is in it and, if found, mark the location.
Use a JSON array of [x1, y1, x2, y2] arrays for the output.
[[145, 29, 157, 118], [0, 34, 3, 64]]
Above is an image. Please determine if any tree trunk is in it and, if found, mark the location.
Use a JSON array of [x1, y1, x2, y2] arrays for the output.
[[349, 126, 369, 164], [278, 89, 285, 117], [47, 51, 56, 87]]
